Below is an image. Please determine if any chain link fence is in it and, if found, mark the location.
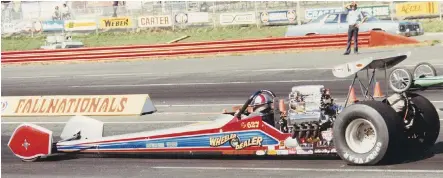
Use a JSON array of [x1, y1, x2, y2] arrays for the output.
[[2, 1, 442, 36]]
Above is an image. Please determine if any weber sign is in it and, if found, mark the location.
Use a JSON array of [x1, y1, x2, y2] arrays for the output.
[[1, 94, 157, 116], [138, 15, 172, 27]]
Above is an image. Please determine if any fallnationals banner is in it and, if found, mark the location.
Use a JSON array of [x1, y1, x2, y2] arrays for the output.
[[1, 94, 156, 116]]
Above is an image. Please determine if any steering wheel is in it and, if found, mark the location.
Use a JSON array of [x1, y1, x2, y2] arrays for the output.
[[235, 90, 277, 120]]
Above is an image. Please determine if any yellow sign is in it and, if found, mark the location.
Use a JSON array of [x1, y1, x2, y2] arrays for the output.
[[395, 2, 440, 16], [99, 17, 133, 29], [64, 20, 97, 31]]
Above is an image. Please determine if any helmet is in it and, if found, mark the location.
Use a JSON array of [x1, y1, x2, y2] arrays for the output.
[[251, 93, 273, 112]]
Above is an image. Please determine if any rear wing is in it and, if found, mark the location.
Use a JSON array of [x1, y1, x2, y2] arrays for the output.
[[332, 51, 411, 78]]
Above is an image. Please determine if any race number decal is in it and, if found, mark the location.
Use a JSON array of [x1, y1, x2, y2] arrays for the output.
[[242, 121, 260, 128]]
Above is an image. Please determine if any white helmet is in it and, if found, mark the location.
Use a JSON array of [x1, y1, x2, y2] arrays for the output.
[[251, 93, 273, 112]]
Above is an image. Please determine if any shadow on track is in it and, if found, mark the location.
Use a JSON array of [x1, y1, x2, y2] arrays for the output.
[[32, 142, 443, 165], [376, 141, 443, 166]]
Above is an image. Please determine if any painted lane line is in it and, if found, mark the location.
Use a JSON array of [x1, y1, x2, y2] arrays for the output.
[[151, 166, 443, 173], [5, 75, 60, 79], [155, 100, 443, 107], [1, 121, 210, 124], [70, 79, 348, 88], [5, 62, 443, 79], [76, 72, 154, 77]]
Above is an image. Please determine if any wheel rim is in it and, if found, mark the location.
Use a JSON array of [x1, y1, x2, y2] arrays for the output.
[[345, 118, 378, 154], [414, 65, 435, 78], [389, 68, 411, 92]]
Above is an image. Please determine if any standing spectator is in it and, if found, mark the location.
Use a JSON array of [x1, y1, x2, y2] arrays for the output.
[[112, 1, 118, 17], [61, 3, 70, 20], [343, 1, 366, 55], [52, 6, 61, 20]]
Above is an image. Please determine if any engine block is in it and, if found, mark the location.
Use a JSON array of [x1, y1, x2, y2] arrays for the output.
[[287, 85, 327, 125]]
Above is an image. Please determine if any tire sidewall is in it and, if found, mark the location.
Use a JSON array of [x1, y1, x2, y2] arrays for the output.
[[333, 104, 390, 165]]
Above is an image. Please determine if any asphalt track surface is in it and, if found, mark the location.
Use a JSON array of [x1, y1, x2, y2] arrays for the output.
[[2, 45, 443, 177]]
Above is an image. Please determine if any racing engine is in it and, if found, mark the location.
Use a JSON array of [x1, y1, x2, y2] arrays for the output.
[[285, 85, 341, 139]]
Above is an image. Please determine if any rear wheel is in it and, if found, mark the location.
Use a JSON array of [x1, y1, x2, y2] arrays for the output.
[[333, 101, 404, 165], [407, 93, 440, 150]]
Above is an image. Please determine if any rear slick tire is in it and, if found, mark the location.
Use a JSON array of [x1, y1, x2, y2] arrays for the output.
[[407, 93, 440, 150], [333, 101, 404, 165]]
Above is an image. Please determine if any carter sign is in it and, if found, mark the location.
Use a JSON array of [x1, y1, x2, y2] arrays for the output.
[[1, 94, 156, 116], [138, 16, 172, 27]]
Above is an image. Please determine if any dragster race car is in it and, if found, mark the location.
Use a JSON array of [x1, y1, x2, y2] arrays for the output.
[[8, 52, 440, 166], [389, 62, 443, 93]]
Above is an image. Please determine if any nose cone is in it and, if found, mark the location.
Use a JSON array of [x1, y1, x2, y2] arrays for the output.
[[8, 123, 53, 161]]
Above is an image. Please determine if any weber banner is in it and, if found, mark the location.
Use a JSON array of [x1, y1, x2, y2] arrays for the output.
[[138, 15, 172, 27], [220, 12, 256, 25], [99, 17, 133, 29], [64, 20, 97, 31], [1, 94, 156, 116], [260, 10, 296, 24]]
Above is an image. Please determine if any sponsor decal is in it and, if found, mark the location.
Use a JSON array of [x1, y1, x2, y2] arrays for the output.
[[241, 121, 260, 129], [99, 17, 133, 29], [288, 148, 297, 154], [321, 130, 333, 142], [166, 142, 178, 148], [256, 150, 266, 156], [146, 143, 165, 148], [276, 150, 289, 155], [267, 150, 277, 155], [299, 143, 313, 149], [296, 149, 314, 155], [138, 15, 172, 27], [314, 149, 330, 154], [209, 134, 263, 150]]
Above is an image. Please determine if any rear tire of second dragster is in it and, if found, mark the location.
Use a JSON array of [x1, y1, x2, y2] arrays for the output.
[[407, 93, 440, 151], [332, 101, 405, 165]]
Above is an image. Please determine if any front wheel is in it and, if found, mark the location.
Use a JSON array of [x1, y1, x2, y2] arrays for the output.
[[413, 62, 437, 79], [333, 101, 404, 165], [389, 68, 413, 93]]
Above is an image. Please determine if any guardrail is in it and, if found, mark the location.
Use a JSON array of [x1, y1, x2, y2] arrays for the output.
[[0, 31, 420, 64], [1, 33, 370, 63]]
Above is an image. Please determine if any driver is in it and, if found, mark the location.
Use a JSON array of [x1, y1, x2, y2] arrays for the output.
[[250, 93, 275, 126]]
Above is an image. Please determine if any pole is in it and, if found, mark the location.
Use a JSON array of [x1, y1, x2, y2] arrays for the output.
[[297, 0, 301, 25], [390, 1, 394, 21], [440, 1, 442, 21]]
